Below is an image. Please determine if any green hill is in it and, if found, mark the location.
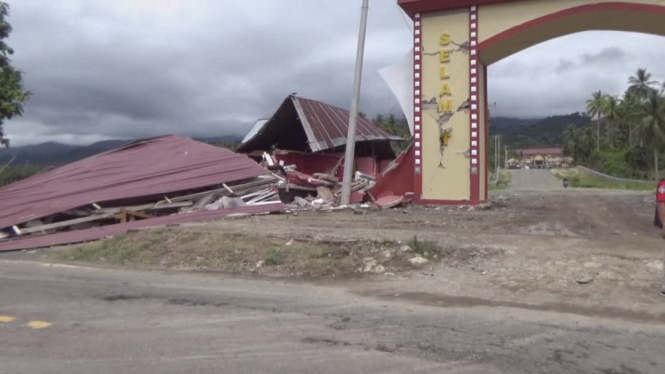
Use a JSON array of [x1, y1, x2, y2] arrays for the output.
[[490, 112, 591, 149]]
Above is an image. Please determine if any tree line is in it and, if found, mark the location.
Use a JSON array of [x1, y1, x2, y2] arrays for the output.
[[564, 68, 665, 180]]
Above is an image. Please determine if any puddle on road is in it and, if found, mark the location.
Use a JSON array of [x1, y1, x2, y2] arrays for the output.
[[357, 291, 665, 324]]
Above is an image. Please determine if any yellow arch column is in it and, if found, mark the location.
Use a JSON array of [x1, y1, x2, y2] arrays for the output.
[[415, 7, 485, 204]]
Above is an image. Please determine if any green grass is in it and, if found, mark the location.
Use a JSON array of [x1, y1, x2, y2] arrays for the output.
[[58, 234, 159, 264], [263, 248, 283, 265], [551, 169, 655, 191], [53, 229, 398, 277], [407, 235, 440, 259], [489, 170, 512, 190]]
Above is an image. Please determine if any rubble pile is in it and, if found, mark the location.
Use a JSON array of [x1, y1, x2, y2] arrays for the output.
[[259, 152, 408, 211], [0, 136, 285, 252]]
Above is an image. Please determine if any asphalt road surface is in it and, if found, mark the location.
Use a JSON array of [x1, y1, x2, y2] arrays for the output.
[[1, 259, 664, 374], [510, 169, 563, 191]]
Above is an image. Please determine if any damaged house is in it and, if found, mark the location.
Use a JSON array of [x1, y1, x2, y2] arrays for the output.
[[237, 95, 404, 203], [238, 94, 403, 178]]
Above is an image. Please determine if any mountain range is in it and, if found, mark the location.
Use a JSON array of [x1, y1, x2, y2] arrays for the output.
[[0, 136, 243, 166], [0, 113, 589, 167]]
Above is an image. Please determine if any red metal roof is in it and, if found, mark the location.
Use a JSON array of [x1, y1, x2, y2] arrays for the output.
[[0, 135, 270, 229], [293, 96, 402, 152], [238, 95, 402, 154], [517, 148, 563, 156], [0, 202, 284, 252], [398, 0, 521, 17]]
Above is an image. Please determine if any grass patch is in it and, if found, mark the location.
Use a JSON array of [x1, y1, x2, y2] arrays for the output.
[[53, 229, 417, 277], [263, 248, 283, 265], [407, 235, 440, 259], [59, 234, 158, 264], [489, 170, 511, 190], [551, 168, 654, 191]]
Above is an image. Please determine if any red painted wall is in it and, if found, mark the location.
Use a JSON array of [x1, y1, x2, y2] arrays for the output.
[[370, 144, 415, 199]]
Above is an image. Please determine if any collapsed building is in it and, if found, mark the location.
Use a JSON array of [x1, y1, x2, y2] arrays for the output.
[[0, 135, 285, 252], [0, 96, 416, 252], [237, 94, 408, 203]]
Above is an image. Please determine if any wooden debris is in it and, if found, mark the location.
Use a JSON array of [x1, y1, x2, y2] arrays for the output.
[[222, 183, 234, 194], [170, 178, 277, 203], [97, 201, 193, 214], [316, 186, 335, 201], [18, 213, 114, 235]]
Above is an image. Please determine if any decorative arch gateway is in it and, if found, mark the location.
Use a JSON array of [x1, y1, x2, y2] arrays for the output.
[[397, 0, 665, 205]]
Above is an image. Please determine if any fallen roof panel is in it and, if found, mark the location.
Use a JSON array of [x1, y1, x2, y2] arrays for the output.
[[0, 135, 270, 229], [0, 202, 285, 252]]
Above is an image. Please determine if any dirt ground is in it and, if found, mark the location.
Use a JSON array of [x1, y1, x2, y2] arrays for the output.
[[11, 187, 665, 322], [183, 188, 665, 320]]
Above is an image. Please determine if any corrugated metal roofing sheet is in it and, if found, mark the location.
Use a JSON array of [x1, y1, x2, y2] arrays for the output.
[[239, 95, 402, 153], [0, 202, 285, 252], [293, 96, 403, 152], [241, 119, 269, 144], [0, 135, 270, 229]]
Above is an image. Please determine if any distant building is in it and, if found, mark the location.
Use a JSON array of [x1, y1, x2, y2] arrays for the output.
[[508, 148, 572, 169]]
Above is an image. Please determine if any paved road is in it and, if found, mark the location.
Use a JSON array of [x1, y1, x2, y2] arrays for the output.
[[1, 260, 664, 374], [509, 169, 563, 191]]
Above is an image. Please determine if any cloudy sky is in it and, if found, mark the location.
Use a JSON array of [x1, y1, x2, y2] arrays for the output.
[[6, 0, 665, 146]]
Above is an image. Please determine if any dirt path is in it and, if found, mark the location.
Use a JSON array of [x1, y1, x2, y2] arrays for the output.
[[510, 169, 563, 191], [186, 188, 665, 319]]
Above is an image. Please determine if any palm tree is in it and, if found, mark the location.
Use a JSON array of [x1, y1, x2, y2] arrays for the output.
[[628, 68, 659, 101], [602, 95, 621, 148], [635, 90, 665, 180], [621, 91, 640, 147], [586, 91, 605, 151], [563, 124, 594, 164]]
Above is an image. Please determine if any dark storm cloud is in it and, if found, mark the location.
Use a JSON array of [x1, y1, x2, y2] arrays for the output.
[[5, 2, 665, 145], [7, 0, 412, 145]]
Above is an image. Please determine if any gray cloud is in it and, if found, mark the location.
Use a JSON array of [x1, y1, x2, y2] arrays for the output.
[[6, 0, 411, 145], [581, 47, 626, 65], [489, 32, 665, 118], [555, 59, 575, 74], [4, 2, 665, 145]]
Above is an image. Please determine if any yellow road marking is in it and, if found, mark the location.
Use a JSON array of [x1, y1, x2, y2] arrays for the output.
[[26, 321, 52, 329], [0, 315, 16, 323]]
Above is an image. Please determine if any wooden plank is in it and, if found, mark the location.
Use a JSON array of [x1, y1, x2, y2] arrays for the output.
[[18, 213, 114, 235], [170, 178, 277, 203], [126, 210, 153, 219], [182, 193, 218, 212], [97, 201, 192, 214]]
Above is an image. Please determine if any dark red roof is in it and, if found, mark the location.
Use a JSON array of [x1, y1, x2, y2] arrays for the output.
[[293, 96, 402, 151], [0, 135, 269, 229], [518, 148, 563, 156], [398, 0, 521, 17], [238, 95, 402, 154]]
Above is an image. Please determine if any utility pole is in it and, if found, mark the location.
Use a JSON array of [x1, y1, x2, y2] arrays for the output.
[[340, 0, 369, 206], [497, 135, 501, 170], [505, 145, 508, 169], [492, 135, 503, 171]]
